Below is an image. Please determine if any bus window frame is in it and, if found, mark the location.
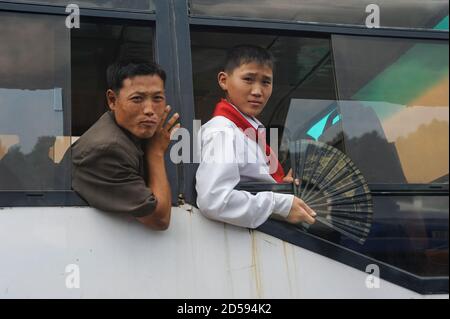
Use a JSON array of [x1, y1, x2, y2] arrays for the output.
[[0, 0, 178, 208]]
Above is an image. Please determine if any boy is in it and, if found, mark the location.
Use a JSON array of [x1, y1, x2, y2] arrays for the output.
[[196, 45, 316, 229]]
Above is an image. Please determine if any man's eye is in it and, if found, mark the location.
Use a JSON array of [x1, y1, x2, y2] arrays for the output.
[[243, 77, 253, 82], [131, 97, 143, 103], [154, 96, 164, 102], [263, 80, 272, 85]]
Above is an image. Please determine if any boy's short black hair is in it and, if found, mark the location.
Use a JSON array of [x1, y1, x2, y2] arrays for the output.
[[107, 59, 166, 93], [223, 45, 274, 73]]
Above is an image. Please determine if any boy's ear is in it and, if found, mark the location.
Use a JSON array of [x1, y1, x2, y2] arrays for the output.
[[106, 89, 117, 111], [218, 71, 228, 91]]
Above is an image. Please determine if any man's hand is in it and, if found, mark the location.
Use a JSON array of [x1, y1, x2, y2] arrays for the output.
[[146, 105, 181, 156], [286, 197, 316, 225], [138, 105, 180, 231]]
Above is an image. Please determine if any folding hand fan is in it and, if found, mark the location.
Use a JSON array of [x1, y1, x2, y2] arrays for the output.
[[290, 139, 373, 244]]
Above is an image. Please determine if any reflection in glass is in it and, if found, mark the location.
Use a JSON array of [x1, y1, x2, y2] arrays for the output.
[[190, 0, 448, 31], [281, 100, 342, 147], [0, 0, 155, 11], [333, 36, 449, 184], [0, 12, 71, 190], [305, 195, 449, 277]]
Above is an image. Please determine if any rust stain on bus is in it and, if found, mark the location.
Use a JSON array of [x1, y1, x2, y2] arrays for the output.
[[283, 241, 294, 297], [251, 230, 263, 298], [223, 223, 235, 298]]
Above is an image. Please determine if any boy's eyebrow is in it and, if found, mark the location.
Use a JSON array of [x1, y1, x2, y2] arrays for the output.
[[242, 72, 273, 80]]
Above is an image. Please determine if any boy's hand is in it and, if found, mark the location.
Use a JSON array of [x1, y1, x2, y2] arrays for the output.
[[283, 169, 300, 186], [286, 197, 316, 225], [146, 105, 180, 157]]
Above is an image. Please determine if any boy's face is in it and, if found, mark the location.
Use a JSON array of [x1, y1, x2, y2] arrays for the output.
[[107, 75, 166, 139], [218, 62, 273, 118]]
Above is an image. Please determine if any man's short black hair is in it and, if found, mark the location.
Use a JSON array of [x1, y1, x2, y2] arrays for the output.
[[223, 45, 274, 73], [107, 59, 167, 93]]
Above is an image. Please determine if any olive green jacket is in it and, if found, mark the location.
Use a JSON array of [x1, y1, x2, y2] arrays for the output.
[[72, 112, 157, 218]]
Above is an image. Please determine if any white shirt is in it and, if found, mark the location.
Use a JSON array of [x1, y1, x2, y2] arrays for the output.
[[195, 108, 294, 229]]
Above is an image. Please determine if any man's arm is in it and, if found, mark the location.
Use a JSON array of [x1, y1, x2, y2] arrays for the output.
[[72, 143, 159, 219], [137, 152, 171, 230], [137, 106, 180, 230]]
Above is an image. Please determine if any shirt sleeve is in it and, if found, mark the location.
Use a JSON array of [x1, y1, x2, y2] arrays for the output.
[[72, 143, 157, 218], [195, 128, 294, 229]]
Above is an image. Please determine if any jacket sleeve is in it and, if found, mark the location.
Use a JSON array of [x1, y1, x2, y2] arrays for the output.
[[195, 127, 294, 229], [72, 143, 157, 218]]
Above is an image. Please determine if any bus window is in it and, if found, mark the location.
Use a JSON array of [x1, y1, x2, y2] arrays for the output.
[[191, 28, 448, 279], [332, 35, 449, 185], [191, 29, 337, 168], [71, 21, 154, 137], [0, 11, 71, 191], [0, 11, 155, 192]]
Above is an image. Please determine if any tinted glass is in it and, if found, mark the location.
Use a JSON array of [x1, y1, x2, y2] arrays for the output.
[[332, 35, 449, 184], [191, 30, 337, 167], [190, 0, 448, 31], [0, 0, 155, 11], [192, 29, 449, 278], [71, 22, 154, 136], [0, 12, 71, 191], [305, 195, 449, 277]]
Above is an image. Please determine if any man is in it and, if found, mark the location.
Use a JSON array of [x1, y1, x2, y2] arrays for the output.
[[72, 60, 180, 230]]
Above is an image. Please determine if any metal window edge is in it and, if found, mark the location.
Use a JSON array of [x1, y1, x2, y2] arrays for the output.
[[235, 182, 449, 196], [0, 1, 156, 20], [189, 16, 449, 40], [0, 191, 88, 207]]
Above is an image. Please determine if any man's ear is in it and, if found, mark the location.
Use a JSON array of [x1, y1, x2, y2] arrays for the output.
[[218, 71, 228, 91], [106, 89, 117, 111]]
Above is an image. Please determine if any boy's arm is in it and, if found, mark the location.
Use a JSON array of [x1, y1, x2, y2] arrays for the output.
[[196, 129, 294, 229]]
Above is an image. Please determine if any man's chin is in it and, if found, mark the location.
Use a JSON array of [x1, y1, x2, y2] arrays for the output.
[[135, 130, 156, 140]]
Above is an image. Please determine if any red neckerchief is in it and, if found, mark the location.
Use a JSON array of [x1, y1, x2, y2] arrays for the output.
[[212, 99, 285, 183]]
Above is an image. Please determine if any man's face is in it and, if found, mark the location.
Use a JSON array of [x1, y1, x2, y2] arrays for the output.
[[107, 75, 166, 139], [218, 62, 273, 118]]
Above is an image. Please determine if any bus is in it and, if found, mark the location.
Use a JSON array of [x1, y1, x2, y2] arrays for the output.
[[0, 0, 448, 298]]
